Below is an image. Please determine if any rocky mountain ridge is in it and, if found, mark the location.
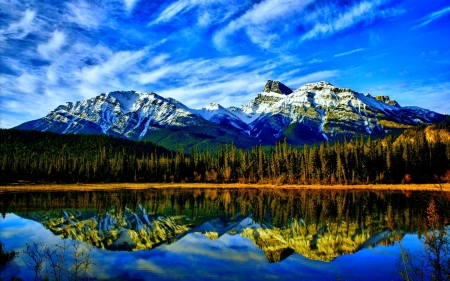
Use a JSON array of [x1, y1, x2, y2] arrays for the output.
[[16, 80, 447, 150], [23, 208, 401, 263]]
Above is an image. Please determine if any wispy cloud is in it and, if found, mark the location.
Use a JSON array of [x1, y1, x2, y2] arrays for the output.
[[412, 6, 450, 29], [134, 68, 172, 85], [37, 30, 66, 60], [65, 0, 103, 29], [124, 0, 140, 13], [0, 0, 447, 130], [158, 75, 266, 109], [0, 9, 36, 40], [367, 82, 450, 114], [151, 0, 191, 24], [334, 48, 365, 57], [147, 54, 170, 67], [307, 58, 324, 64], [302, 1, 383, 41], [16, 73, 40, 94], [150, 0, 245, 26], [213, 0, 314, 50], [76, 47, 149, 94], [213, 0, 404, 50], [132, 55, 253, 86], [285, 70, 340, 88]]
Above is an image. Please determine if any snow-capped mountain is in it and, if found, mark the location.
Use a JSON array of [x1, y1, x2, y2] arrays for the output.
[[15, 90, 256, 150], [23, 208, 401, 262], [15, 80, 447, 149], [17, 91, 203, 138], [193, 102, 250, 133]]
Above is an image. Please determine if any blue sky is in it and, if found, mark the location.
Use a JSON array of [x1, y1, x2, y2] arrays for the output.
[[1, 0, 449, 128]]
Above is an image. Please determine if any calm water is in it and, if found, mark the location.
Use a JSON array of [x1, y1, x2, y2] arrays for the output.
[[0, 188, 446, 280]]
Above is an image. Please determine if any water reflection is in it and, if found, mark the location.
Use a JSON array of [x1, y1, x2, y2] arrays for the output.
[[1, 188, 443, 265]]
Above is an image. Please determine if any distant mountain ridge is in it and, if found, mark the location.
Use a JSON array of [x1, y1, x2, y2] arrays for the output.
[[16, 80, 447, 150], [23, 208, 401, 263]]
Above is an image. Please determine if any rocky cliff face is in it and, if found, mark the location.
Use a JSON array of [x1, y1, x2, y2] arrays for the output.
[[374, 95, 399, 107], [263, 80, 293, 95], [15, 80, 447, 148], [16, 91, 207, 140], [26, 208, 197, 251]]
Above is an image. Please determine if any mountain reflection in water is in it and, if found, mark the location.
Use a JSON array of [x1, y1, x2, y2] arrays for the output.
[[0, 188, 447, 280]]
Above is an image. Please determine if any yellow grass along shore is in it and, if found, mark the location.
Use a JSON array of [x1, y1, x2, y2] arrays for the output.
[[1, 182, 449, 193]]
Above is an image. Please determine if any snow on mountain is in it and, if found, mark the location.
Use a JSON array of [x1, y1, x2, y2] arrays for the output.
[[17, 90, 206, 140], [24, 208, 405, 263], [193, 102, 250, 133], [15, 80, 447, 148], [224, 80, 446, 145], [194, 102, 229, 120]]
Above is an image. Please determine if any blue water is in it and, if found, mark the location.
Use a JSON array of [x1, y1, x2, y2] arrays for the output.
[[0, 213, 422, 280]]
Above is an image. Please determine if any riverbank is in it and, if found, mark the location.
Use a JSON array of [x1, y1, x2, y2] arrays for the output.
[[1, 182, 449, 193]]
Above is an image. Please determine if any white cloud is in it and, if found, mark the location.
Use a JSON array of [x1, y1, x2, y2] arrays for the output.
[[133, 55, 253, 85], [275, 67, 307, 82], [158, 76, 265, 109], [65, 0, 102, 29], [301, 1, 379, 41], [150, 0, 245, 26], [134, 67, 172, 85], [37, 30, 66, 60], [151, 0, 191, 24], [367, 82, 450, 115], [148, 54, 170, 67], [0, 9, 36, 40], [124, 0, 140, 12], [0, 114, 24, 129], [307, 58, 324, 64], [16, 73, 39, 94], [9, 87, 73, 118], [78, 48, 147, 86], [130, 55, 278, 108], [213, 0, 405, 48], [214, 0, 314, 49], [197, 12, 212, 27], [412, 6, 450, 29], [334, 48, 365, 57]]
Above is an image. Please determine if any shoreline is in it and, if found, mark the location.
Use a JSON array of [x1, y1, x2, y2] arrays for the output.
[[1, 182, 449, 192]]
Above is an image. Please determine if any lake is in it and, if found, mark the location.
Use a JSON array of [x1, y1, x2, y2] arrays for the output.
[[0, 188, 448, 280]]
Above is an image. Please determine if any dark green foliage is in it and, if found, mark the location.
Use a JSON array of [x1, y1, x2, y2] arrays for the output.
[[0, 129, 170, 183], [141, 125, 255, 152], [1, 124, 449, 185]]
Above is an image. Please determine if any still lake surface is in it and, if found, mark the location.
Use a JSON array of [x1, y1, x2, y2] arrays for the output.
[[0, 188, 445, 280]]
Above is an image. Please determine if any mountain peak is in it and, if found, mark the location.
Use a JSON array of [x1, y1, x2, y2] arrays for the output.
[[374, 95, 400, 107], [206, 102, 222, 110], [14, 80, 447, 149], [298, 81, 337, 91], [263, 80, 292, 95]]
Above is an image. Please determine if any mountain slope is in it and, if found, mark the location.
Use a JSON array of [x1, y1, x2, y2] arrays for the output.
[[241, 81, 447, 145], [22, 208, 402, 263], [16, 91, 255, 151], [15, 80, 447, 148]]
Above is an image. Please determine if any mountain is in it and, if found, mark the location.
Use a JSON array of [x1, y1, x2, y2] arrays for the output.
[[23, 208, 402, 263], [16, 91, 255, 151], [25, 208, 196, 251], [16, 80, 447, 149]]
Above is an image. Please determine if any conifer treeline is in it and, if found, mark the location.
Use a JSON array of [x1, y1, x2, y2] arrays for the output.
[[1, 124, 449, 184]]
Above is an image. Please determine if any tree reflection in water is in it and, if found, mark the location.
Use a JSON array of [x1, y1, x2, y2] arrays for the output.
[[398, 191, 450, 281], [1, 188, 449, 279]]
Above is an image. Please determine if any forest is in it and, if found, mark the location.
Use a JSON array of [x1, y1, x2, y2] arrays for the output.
[[1, 123, 449, 185]]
